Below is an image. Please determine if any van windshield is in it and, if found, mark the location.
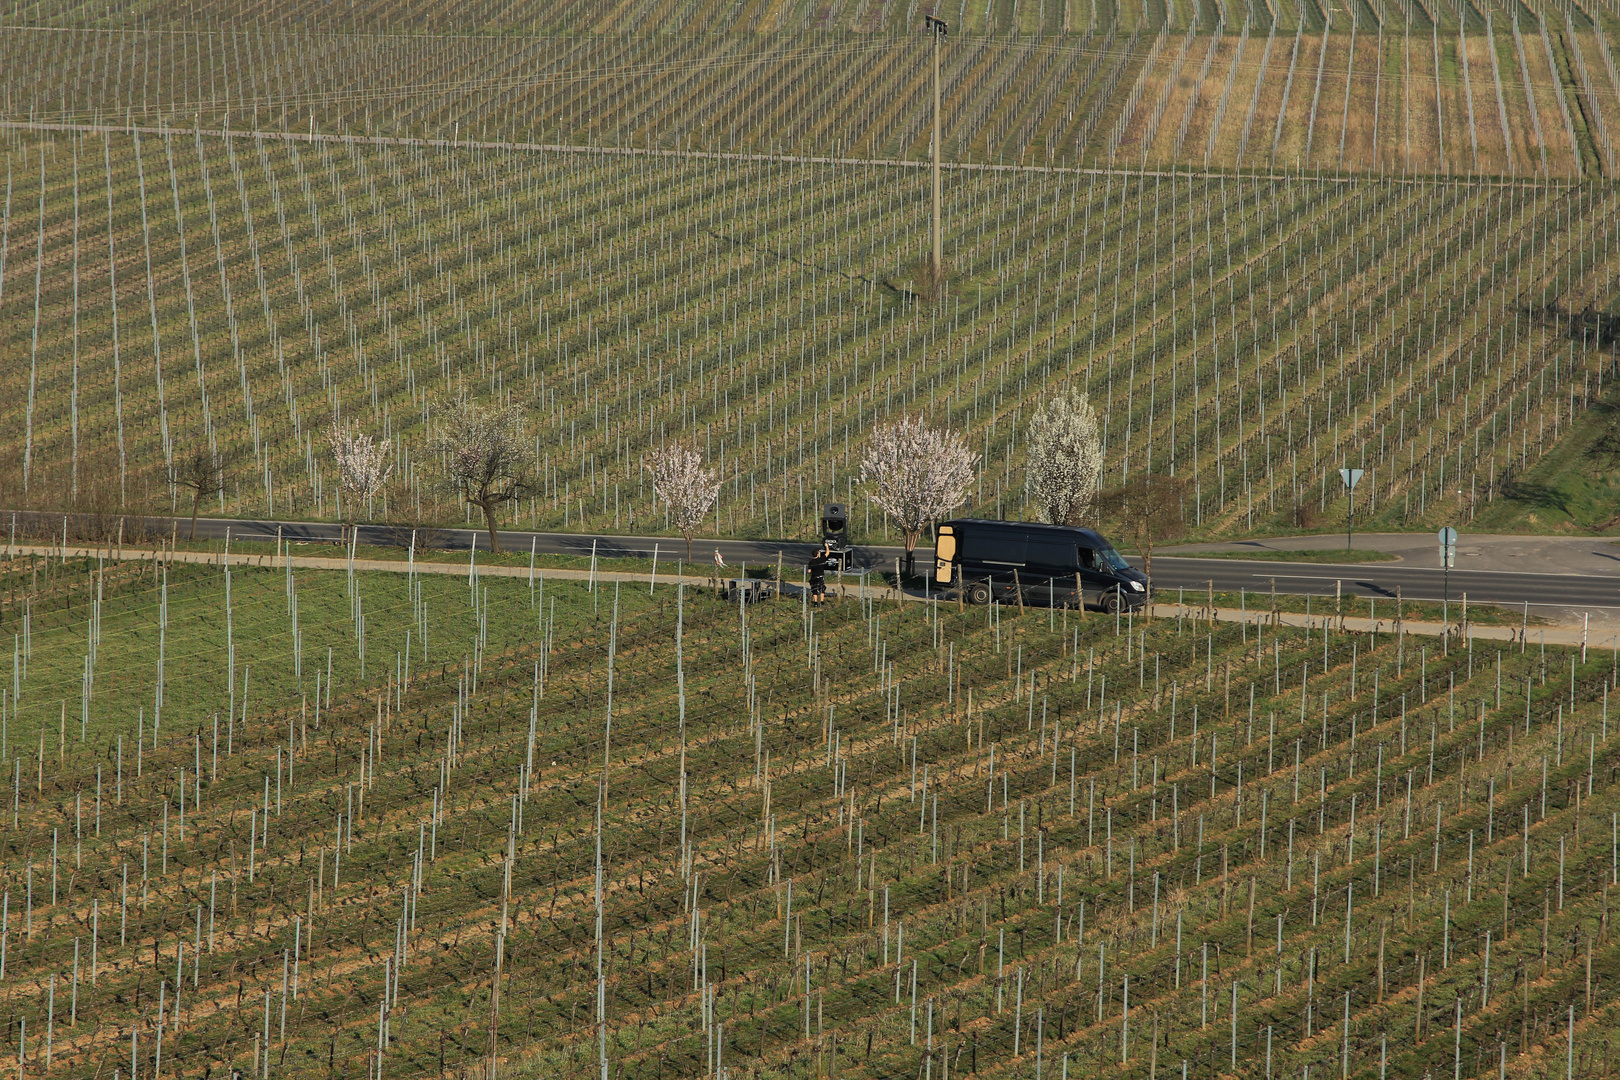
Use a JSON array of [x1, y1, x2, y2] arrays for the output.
[[1097, 546, 1131, 571]]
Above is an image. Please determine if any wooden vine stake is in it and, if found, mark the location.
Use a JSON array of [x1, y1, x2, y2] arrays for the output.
[[1415, 953, 1426, 1038], [1377, 921, 1386, 1002]]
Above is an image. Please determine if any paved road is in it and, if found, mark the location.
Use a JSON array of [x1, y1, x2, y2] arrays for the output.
[[1152, 532, 1620, 625], [1160, 531, 1620, 576], [12, 511, 1620, 624], [1144, 556, 1619, 621]]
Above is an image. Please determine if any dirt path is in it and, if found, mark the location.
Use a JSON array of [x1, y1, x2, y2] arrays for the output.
[[0, 118, 1574, 189]]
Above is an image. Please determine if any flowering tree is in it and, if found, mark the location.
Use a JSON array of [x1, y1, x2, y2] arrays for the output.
[[1024, 388, 1102, 526], [432, 396, 529, 554], [327, 422, 394, 540], [647, 443, 720, 560], [860, 415, 976, 571]]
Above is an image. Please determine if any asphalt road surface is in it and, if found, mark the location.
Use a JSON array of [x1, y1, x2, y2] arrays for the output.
[[14, 511, 1620, 621], [1143, 556, 1612, 614]]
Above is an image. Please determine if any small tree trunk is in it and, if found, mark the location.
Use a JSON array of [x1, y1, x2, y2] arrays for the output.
[[684, 532, 695, 562], [478, 499, 502, 554], [190, 490, 202, 541], [1140, 535, 1156, 620]]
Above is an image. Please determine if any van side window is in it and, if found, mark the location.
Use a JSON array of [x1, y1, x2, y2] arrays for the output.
[[1027, 540, 1075, 570], [965, 535, 1026, 566], [1077, 547, 1097, 569]]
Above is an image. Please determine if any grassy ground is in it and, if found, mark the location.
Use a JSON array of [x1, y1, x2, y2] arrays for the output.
[[0, 552, 556, 748], [151, 535, 720, 578], [1162, 548, 1399, 563], [1469, 398, 1620, 535], [1147, 585, 1552, 627], [0, 549, 1615, 1080]]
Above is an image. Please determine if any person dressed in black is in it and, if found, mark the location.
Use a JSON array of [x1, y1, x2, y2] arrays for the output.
[[806, 542, 835, 605]]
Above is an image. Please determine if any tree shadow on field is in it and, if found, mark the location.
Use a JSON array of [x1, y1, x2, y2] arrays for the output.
[[704, 228, 937, 305], [705, 229, 874, 286], [878, 277, 927, 303], [372, 520, 455, 550], [1525, 301, 1620, 349], [1500, 476, 1576, 521]]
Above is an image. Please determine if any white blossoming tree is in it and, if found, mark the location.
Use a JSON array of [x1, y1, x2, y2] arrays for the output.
[[647, 443, 720, 560], [327, 422, 394, 540], [432, 396, 529, 554], [1024, 388, 1102, 526], [860, 415, 976, 573]]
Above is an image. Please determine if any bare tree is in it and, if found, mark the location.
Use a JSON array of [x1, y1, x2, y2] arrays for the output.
[[168, 446, 228, 540], [860, 415, 976, 572], [327, 422, 394, 541], [646, 443, 720, 561], [1024, 388, 1103, 526], [910, 255, 949, 303], [432, 396, 529, 554], [1098, 474, 1189, 590]]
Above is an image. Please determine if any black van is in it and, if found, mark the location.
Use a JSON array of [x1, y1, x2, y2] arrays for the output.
[[932, 519, 1150, 612]]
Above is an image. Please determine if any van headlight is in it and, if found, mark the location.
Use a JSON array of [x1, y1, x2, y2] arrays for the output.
[[1130, 581, 1144, 592]]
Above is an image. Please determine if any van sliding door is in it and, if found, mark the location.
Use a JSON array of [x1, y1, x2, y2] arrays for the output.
[[1027, 539, 1081, 604], [974, 537, 1026, 568]]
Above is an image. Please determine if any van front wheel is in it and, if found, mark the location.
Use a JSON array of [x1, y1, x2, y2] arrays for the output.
[[967, 582, 993, 606], [1102, 590, 1122, 615]]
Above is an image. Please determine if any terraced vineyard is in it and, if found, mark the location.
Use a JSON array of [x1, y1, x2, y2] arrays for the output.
[[2, 550, 1619, 1078]]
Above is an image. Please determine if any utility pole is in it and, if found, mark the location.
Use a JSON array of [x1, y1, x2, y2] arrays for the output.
[[925, 14, 948, 292]]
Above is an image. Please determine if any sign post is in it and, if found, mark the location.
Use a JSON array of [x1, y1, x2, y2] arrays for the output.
[[924, 15, 948, 290], [1438, 526, 1458, 626], [1338, 469, 1364, 551]]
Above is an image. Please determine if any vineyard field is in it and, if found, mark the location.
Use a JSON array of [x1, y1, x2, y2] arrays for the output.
[[0, 552, 1618, 1078], [1, 21, 1616, 175], [8, 0, 1620, 1076], [1, 124, 1618, 549]]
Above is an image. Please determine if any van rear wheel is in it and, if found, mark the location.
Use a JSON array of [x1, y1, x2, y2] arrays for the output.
[[967, 582, 993, 606]]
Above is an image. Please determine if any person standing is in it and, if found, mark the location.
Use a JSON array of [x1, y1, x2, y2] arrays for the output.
[[806, 542, 834, 605]]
